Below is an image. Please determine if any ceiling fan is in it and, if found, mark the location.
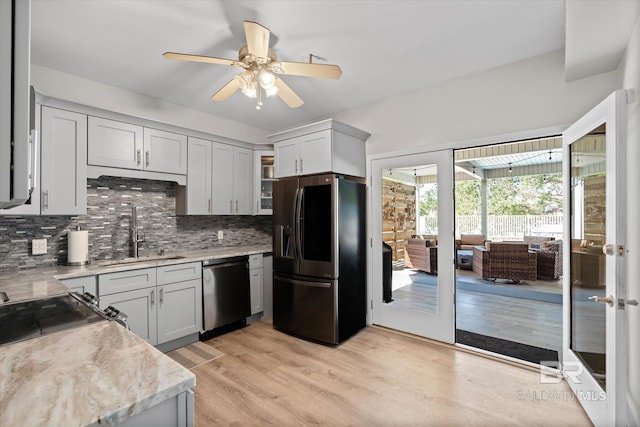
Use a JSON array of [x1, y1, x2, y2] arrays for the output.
[[163, 21, 342, 109]]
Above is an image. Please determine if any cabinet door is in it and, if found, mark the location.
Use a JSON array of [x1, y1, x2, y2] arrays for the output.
[[143, 128, 187, 175], [263, 255, 273, 319], [211, 143, 235, 214], [157, 279, 202, 345], [274, 138, 299, 178], [40, 107, 87, 215], [250, 267, 264, 315], [233, 146, 253, 215], [100, 287, 158, 346], [299, 129, 332, 175], [60, 276, 97, 296], [185, 137, 212, 214], [88, 116, 143, 170], [254, 150, 274, 215]]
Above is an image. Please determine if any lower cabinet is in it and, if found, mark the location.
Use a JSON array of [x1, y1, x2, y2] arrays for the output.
[[249, 254, 264, 315], [99, 262, 202, 347], [59, 275, 97, 296]]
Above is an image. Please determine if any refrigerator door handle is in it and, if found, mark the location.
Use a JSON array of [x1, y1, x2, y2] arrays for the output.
[[296, 187, 304, 264], [292, 187, 300, 263]]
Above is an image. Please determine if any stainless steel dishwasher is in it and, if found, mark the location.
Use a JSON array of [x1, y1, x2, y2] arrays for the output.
[[202, 256, 250, 331]]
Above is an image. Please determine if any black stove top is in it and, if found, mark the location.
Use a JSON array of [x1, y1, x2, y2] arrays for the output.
[[0, 294, 108, 347]]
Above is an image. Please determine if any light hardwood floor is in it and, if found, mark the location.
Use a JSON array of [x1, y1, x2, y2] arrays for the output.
[[193, 321, 591, 426]]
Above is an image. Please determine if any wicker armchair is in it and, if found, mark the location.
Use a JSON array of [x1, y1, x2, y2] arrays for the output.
[[533, 241, 562, 280], [472, 242, 537, 282], [405, 237, 438, 274]]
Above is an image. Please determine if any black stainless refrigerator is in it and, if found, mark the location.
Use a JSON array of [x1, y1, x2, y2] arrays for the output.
[[273, 173, 366, 345]]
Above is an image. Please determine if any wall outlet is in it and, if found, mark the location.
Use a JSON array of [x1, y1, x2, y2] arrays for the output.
[[217, 230, 224, 240], [32, 238, 47, 255]]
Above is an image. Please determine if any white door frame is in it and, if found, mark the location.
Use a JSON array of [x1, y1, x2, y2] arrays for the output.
[[562, 89, 629, 426], [368, 149, 455, 343]]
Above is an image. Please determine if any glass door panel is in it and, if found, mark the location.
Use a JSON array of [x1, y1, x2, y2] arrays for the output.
[[372, 150, 454, 343], [562, 90, 628, 426]]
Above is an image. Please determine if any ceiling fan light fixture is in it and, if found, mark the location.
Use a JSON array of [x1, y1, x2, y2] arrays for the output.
[[265, 85, 279, 97], [258, 70, 276, 89]]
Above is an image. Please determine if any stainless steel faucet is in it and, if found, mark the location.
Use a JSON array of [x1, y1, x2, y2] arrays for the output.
[[131, 205, 144, 258]]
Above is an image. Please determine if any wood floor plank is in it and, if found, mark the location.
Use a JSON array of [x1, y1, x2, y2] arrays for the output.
[[191, 321, 591, 426]]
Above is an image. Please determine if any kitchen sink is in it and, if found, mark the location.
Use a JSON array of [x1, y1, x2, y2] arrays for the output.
[[97, 255, 186, 267]]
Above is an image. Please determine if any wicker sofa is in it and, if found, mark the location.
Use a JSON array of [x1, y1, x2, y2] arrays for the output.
[[472, 242, 537, 282], [405, 235, 438, 274]]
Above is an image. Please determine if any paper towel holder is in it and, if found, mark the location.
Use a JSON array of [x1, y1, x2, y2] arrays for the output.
[[67, 225, 89, 266]]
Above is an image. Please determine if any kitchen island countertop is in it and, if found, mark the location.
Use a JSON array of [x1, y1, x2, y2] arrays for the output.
[[0, 244, 271, 426]]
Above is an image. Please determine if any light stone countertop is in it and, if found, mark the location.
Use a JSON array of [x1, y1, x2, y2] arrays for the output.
[[0, 321, 195, 427], [0, 244, 272, 426], [0, 244, 272, 303]]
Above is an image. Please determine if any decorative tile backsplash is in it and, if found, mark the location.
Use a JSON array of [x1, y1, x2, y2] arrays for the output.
[[0, 177, 272, 272]]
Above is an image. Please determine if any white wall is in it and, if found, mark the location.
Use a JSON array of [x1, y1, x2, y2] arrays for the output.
[[31, 64, 269, 145], [334, 50, 620, 155], [622, 14, 640, 426]]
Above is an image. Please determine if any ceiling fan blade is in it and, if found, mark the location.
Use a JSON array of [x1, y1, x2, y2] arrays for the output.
[[244, 21, 270, 59], [278, 61, 342, 79], [211, 78, 241, 101], [163, 52, 237, 66], [274, 78, 303, 108]]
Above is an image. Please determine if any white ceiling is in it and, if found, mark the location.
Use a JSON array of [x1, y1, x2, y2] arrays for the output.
[[41, 0, 637, 135], [31, 0, 569, 132]]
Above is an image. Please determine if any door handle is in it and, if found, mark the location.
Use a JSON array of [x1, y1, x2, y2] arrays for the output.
[[159, 288, 164, 304], [589, 294, 614, 307], [300, 158, 303, 173], [145, 151, 150, 167], [208, 199, 212, 213], [602, 244, 614, 256], [295, 159, 298, 174], [150, 289, 155, 307], [42, 190, 49, 210], [236, 200, 238, 213], [229, 200, 233, 213], [136, 149, 141, 166]]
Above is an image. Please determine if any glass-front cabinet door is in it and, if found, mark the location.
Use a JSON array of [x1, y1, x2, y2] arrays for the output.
[[254, 150, 274, 215], [562, 90, 629, 426]]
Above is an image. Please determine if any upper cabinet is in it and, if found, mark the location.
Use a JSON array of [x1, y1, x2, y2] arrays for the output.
[[176, 138, 253, 215], [40, 106, 87, 215], [87, 116, 187, 180], [254, 150, 274, 215], [269, 119, 370, 178], [212, 143, 253, 215]]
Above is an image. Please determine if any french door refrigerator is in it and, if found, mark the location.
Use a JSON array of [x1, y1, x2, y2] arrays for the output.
[[273, 173, 366, 344]]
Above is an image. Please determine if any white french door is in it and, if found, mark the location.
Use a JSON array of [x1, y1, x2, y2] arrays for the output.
[[562, 90, 629, 426], [371, 149, 455, 343]]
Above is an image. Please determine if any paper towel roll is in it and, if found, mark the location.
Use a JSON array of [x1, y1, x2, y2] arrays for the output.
[[68, 230, 89, 265]]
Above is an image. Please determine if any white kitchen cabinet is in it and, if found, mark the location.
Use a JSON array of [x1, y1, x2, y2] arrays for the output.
[[179, 137, 213, 215], [40, 106, 87, 215], [263, 255, 273, 319], [254, 150, 274, 215], [88, 116, 187, 175], [269, 119, 370, 178], [143, 128, 188, 175], [98, 262, 201, 347], [157, 279, 202, 345], [249, 254, 264, 315], [59, 276, 97, 296], [177, 139, 252, 215], [211, 143, 253, 215], [88, 116, 143, 170], [100, 287, 158, 345]]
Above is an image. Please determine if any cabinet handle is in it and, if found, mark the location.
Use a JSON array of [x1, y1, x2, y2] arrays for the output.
[[300, 158, 303, 173], [159, 288, 164, 304], [230, 200, 233, 213], [257, 200, 259, 213], [136, 149, 141, 166], [145, 151, 150, 167], [150, 289, 155, 306], [208, 199, 212, 213], [42, 190, 49, 210], [236, 200, 238, 213]]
